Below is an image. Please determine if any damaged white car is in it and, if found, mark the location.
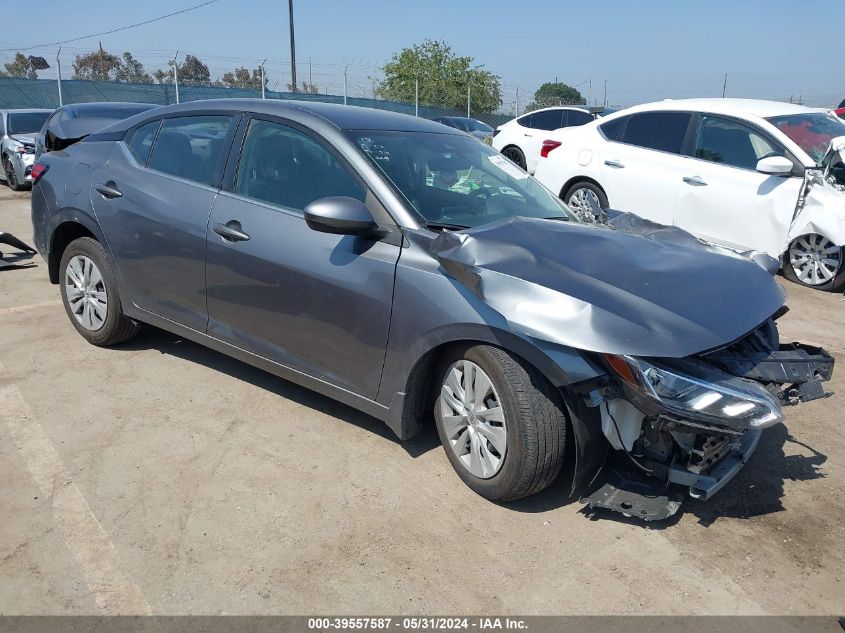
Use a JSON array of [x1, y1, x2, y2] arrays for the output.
[[534, 98, 845, 291]]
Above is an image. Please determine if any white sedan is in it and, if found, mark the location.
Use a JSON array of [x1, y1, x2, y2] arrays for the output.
[[491, 106, 616, 174], [534, 98, 845, 291]]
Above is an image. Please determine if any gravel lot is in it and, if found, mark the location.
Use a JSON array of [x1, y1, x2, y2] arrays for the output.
[[0, 187, 843, 615]]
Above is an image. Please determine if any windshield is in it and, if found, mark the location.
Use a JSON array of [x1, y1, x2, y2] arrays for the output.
[[463, 119, 494, 133], [767, 112, 845, 164], [7, 112, 50, 135], [74, 104, 156, 119], [351, 130, 574, 229]]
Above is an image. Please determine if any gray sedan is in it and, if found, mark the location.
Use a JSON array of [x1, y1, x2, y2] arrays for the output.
[[30, 99, 834, 520], [1, 108, 52, 190]]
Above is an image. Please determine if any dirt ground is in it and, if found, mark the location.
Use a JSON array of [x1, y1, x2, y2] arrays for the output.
[[0, 187, 843, 616]]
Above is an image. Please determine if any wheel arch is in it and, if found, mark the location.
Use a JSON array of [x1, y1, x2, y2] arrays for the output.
[[48, 217, 102, 284], [559, 175, 606, 202]]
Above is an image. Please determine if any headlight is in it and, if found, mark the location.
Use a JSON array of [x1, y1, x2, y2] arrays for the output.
[[604, 354, 783, 430]]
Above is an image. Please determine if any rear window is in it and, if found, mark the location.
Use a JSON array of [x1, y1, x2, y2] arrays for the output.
[[622, 112, 691, 154], [7, 111, 50, 135], [74, 104, 156, 119]]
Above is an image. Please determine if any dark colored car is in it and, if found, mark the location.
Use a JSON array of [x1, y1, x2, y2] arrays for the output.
[[36, 102, 159, 158], [432, 116, 495, 142], [31, 99, 834, 520]]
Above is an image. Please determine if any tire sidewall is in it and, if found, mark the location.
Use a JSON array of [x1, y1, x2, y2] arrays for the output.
[[59, 238, 125, 345], [433, 345, 529, 500], [502, 146, 526, 170]]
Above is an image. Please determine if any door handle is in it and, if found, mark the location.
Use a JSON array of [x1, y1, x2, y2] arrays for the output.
[[94, 182, 123, 199], [682, 175, 708, 186], [603, 160, 625, 169], [524, 133, 533, 137], [213, 220, 250, 242]]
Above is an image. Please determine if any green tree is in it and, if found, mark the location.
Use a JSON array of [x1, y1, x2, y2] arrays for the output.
[[377, 40, 501, 114], [2, 52, 39, 79], [525, 81, 586, 111], [286, 80, 318, 94], [72, 48, 121, 81], [221, 66, 266, 90], [153, 54, 210, 85], [115, 52, 152, 83]]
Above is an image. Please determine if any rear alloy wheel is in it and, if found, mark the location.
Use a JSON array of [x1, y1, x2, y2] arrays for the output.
[[784, 234, 845, 292], [59, 237, 140, 346], [563, 182, 608, 223], [501, 146, 527, 171], [3, 156, 23, 192], [434, 344, 567, 502]]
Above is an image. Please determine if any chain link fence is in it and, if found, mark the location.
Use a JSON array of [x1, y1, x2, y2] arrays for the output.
[[0, 77, 514, 128]]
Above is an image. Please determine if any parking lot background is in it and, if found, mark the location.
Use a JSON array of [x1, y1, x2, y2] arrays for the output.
[[0, 188, 843, 614]]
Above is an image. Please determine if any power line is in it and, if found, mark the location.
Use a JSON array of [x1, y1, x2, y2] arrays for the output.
[[0, 0, 222, 52]]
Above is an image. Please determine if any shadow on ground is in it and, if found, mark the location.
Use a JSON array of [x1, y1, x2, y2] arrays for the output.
[[114, 325, 828, 528]]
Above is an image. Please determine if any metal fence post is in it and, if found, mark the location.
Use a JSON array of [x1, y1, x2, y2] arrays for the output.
[[467, 83, 471, 118], [56, 47, 63, 107], [172, 50, 180, 104], [343, 65, 348, 105], [415, 76, 419, 117], [260, 59, 266, 99]]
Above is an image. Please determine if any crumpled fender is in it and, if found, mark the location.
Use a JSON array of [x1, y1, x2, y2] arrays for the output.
[[787, 171, 845, 249], [429, 216, 786, 358]]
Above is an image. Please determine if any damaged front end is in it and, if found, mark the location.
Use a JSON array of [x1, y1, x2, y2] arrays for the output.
[[581, 318, 834, 521]]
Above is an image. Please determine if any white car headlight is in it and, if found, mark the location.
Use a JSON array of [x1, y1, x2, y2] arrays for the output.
[[604, 354, 783, 430]]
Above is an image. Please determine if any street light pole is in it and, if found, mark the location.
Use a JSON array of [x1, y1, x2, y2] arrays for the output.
[[56, 47, 63, 107], [288, 0, 297, 92]]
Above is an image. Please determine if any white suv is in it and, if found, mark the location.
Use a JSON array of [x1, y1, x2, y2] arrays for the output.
[[492, 106, 615, 174], [534, 98, 845, 291]]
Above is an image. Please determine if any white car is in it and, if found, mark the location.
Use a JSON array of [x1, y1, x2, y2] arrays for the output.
[[534, 98, 845, 291], [491, 106, 616, 174]]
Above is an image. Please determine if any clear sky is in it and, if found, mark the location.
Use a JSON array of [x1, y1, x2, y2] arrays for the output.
[[1, 0, 841, 110]]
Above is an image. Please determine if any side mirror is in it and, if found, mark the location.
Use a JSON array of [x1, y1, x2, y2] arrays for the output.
[[304, 196, 377, 236], [756, 156, 793, 176]]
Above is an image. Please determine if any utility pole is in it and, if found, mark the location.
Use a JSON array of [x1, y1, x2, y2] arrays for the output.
[[515, 86, 519, 117], [288, 0, 297, 92], [172, 50, 180, 104], [722, 73, 727, 98], [343, 65, 348, 105], [56, 47, 63, 107], [588, 78, 592, 106], [467, 83, 471, 118], [603, 80, 607, 107], [260, 59, 266, 99]]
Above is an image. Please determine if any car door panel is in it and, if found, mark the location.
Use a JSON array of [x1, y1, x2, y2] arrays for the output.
[[205, 193, 400, 399], [90, 144, 216, 331]]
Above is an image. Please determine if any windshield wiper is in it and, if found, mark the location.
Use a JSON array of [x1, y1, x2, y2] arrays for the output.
[[425, 221, 470, 231]]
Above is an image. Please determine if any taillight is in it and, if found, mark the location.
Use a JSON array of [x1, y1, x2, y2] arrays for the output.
[[30, 163, 48, 184], [540, 139, 561, 158]]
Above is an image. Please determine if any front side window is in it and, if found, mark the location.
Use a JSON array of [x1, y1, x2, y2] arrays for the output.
[[694, 116, 781, 171], [766, 112, 845, 164], [235, 119, 365, 212], [147, 115, 234, 186], [126, 120, 161, 166], [529, 109, 564, 131], [567, 110, 594, 126], [622, 112, 691, 154], [352, 130, 574, 229]]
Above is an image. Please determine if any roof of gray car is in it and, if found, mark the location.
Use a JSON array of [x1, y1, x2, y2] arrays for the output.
[[144, 98, 456, 133]]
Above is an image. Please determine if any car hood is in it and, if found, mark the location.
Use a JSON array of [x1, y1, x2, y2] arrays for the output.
[[429, 216, 786, 358]]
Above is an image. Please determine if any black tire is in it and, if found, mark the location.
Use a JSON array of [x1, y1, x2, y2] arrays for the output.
[[782, 235, 845, 293], [501, 146, 527, 171], [563, 181, 608, 222], [59, 237, 140, 346], [3, 155, 24, 192], [433, 344, 567, 502]]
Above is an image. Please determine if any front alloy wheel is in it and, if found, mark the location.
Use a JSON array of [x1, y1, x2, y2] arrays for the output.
[[786, 234, 844, 291], [438, 360, 508, 479]]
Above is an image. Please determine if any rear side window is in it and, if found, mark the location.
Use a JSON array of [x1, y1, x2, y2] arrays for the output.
[[516, 113, 533, 128], [148, 115, 234, 186], [126, 120, 160, 166], [622, 112, 691, 154], [599, 116, 627, 141], [530, 109, 564, 131]]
